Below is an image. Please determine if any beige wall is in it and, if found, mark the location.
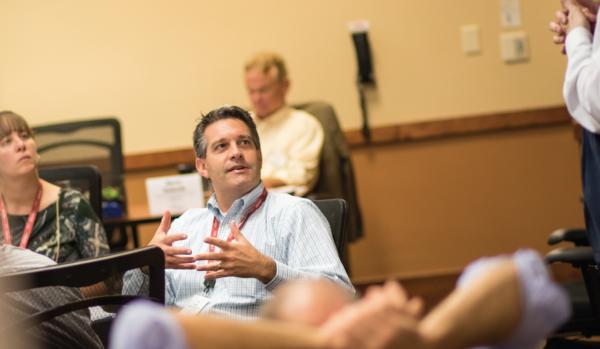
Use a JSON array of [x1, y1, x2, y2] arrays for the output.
[[1, 0, 566, 154]]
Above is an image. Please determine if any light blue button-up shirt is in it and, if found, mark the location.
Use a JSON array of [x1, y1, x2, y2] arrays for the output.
[[165, 182, 351, 319]]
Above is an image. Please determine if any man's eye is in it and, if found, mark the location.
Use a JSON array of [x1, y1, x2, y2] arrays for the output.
[[20, 132, 30, 139], [214, 143, 225, 150]]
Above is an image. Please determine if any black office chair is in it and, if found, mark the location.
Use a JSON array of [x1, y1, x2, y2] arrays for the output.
[[32, 118, 133, 250], [39, 165, 103, 219], [312, 198, 350, 274], [33, 118, 124, 194], [0, 246, 165, 348], [545, 228, 600, 348]]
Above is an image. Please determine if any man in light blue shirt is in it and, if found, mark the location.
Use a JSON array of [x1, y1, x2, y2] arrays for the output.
[[146, 105, 351, 319]]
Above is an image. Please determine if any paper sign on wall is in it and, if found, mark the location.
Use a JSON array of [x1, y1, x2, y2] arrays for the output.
[[145, 173, 204, 215], [501, 0, 521, 28]]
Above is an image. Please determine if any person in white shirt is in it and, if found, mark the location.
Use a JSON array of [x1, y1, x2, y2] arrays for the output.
[[549, 0, 600, 261], [244, 52, 324, 196]]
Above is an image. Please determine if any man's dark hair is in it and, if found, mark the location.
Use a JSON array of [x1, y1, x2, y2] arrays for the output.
[[193, 105, 261, 158]]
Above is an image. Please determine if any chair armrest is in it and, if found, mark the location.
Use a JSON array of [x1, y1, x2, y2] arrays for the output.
[[548, 228, 589, 246], [545, 246, 594, 266], [176, 163, 195, 174]]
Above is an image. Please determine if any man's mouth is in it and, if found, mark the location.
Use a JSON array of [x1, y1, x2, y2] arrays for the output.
[[227, 165, 249, 173]]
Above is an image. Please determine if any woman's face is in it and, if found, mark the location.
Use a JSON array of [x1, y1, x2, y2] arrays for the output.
[[0, 131, 38, 178]]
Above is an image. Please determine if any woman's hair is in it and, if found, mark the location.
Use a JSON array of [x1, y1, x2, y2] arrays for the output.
[[0, 111, 33, 140]]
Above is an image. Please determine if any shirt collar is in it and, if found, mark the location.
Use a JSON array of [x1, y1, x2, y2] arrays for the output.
[[207, 182, 265, 221], [253, 105, 291, 126]]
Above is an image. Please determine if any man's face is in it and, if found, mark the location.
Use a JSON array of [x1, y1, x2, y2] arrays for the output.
[[245, 68, 289, 119], [196, 118, 262, 197]]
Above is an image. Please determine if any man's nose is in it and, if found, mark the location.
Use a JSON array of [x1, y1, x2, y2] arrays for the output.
[[229, 143, 243, 159], [250, 91, 262, 102]]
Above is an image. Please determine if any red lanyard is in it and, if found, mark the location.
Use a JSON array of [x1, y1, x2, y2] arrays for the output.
[[208, 188, 268, 252], [0, 182, 43, 248]]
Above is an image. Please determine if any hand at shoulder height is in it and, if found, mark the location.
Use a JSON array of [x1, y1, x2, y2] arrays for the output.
[[576, 0, 600, 14], [563, 0, 593, 33], [549, 0, 597, 54]]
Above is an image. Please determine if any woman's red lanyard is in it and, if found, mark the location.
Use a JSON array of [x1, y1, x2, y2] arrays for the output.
[[204, 188, 267, 290], [0, 183, 43, 248]]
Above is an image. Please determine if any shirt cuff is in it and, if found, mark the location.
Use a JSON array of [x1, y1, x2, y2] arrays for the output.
[[109, 300, 190, 349], [566, 26, 593, 56], [458, 250, 571, 349], [264, 260, 301, 291]]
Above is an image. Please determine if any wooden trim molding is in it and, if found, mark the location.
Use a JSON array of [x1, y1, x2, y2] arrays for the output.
[[125, 148, 196, 172], [125, 105, 571, 172], [344, 105, 570, 146]]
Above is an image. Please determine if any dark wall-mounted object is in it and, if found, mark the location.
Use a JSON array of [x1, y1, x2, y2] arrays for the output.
[[352, 31, 375, 85], [350, 28, 375, 141]]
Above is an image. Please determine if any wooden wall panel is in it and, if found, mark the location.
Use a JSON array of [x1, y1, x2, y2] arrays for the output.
[[347, 124, 582, 282]]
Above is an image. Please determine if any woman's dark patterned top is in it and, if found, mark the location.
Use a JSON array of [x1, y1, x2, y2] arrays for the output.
[[2, 188, 110, 263]]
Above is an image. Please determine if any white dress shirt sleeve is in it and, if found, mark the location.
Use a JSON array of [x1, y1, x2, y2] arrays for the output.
[[564, 24, 600, 132]]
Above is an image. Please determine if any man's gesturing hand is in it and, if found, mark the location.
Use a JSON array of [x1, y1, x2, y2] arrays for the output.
[[149, 211, 198, 269], [196, 222, 277, 284]]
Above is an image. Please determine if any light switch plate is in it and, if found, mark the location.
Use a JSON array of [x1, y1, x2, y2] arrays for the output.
[[461, 25, 481, 54], [501, 0, 521, 28], [500, 31, 529, 63]]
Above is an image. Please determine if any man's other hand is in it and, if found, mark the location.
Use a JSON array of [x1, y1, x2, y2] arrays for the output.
[[149, 211, 198, 269]]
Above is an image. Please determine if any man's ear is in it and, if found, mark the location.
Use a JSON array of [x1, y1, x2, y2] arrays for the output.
[[196, 157, 209, 178], [281, 79, 290, 95], [257, 150, 263, 168]]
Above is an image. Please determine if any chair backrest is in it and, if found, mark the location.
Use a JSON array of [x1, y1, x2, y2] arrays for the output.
[[312, 199, 349, 273], [293, 102, 363, 243], [545, 231, 600, 338], [0, 246, 165, 347], [32, 118, 127, 211], [39, 165, 103, 219]]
